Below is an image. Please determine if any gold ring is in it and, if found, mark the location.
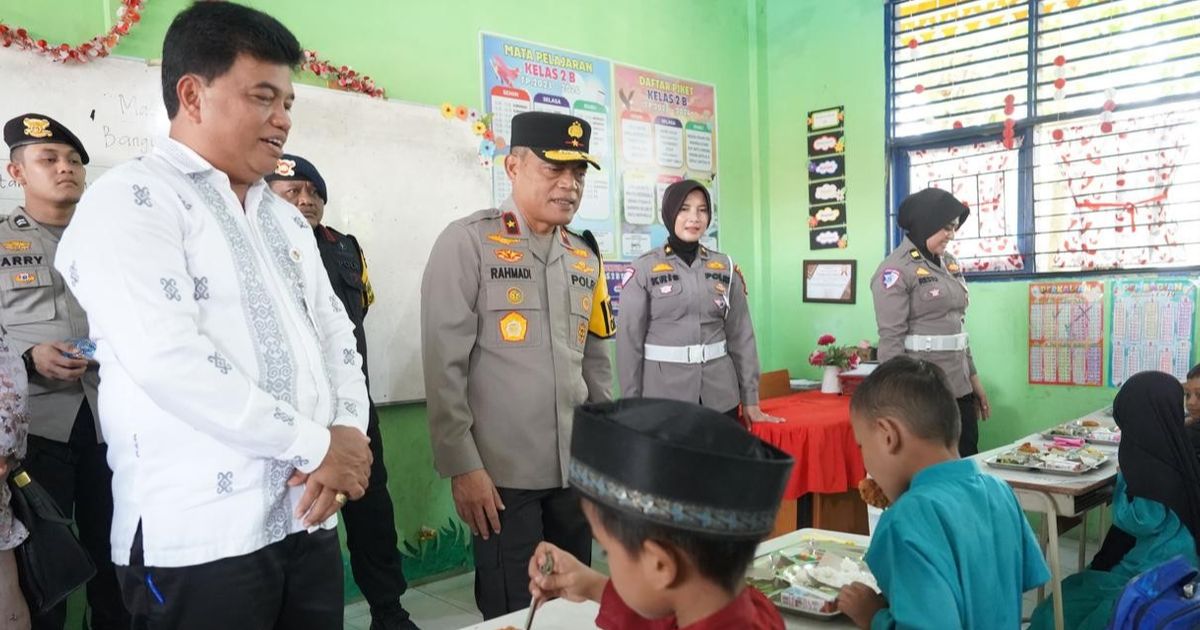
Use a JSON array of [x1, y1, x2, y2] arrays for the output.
[[335, 492, 348, 505]]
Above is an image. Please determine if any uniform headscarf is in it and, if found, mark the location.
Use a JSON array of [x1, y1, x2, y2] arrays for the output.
[[660, 180, 711, 266], [896, 188, 970, 265]]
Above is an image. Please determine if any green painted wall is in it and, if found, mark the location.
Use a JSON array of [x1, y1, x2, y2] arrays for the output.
[[4, 0, 762, 599], [755, 0, 1200, 453]]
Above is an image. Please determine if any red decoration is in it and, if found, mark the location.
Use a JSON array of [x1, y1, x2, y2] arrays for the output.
[[1054, 55, 1066, 66], [1054, 78, 1067, 90], [914, 84, 925, 94], [1100, 121, 1113, 134], [301, 50, 385, 98], [0, 0, 144, 62], [907, 38, 918, 49], [1052, 129, 1065, 142]]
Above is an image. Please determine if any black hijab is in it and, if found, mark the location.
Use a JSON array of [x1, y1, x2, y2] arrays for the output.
[[896, 188, 970, 266], [1114, 371, 1200, 554], [660, 180, 711, 266]]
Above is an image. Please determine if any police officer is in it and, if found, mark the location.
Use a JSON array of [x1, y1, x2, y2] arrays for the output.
[[870, 187, 991, 456], [616, 180, 779, 424], [420, 111, 615, 619], [2, 114, 128, 629], [265, 155, 417, 630]]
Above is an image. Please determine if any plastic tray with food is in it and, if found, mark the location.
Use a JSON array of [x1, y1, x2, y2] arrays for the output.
[[1040, 418, 1121, 445], [745, 536, 876, 620], [985, 442, 1110, 476]]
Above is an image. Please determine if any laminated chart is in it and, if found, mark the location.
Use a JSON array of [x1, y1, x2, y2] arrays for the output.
[[1110, 279, 1196, 387], [1028, 282, 1104, 386], [614, 64, 717, 259], [481, 34, 617, 256]]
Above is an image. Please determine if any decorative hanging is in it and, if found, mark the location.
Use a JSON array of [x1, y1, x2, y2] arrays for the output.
[[1100, 88, 1116, 134], [1053, 54, 1068, 101], [0, 0, 145, 63], [300, 50, 384, 98], [441, 103, 500, 167], [1002, 93, 1016, 149]]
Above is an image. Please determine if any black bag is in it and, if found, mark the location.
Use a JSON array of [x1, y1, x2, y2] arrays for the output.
[[7, 464, 96, 614]]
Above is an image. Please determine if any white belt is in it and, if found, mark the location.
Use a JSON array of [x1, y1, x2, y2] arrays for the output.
[[645, 341, 728, 364], [903, 333, 969, 352]]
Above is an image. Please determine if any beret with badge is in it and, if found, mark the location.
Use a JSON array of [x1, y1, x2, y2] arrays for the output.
[[265, 153, 327, 202], [509, 111, 601, 170], [569, 398, 793, 539], [3, 113, 89, 164]]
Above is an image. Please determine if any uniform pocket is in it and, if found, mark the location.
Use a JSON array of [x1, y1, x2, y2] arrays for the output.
[[0, 267, 56, 325], [481, 281, 542, 348]]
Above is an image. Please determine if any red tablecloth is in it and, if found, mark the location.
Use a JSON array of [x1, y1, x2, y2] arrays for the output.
[[751, 391, 866, 500]]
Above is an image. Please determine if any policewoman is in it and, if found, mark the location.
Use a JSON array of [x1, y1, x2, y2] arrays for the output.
[[616, 180, 779, 424], [870, 187, 991, 456]]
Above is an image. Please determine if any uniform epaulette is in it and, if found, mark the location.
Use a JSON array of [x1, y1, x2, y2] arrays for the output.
[[564, 227, 601, 258], [461, 208, 503, 225], [908, 248, 922, 260]]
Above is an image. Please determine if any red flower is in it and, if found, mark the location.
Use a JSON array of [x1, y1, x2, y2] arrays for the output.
[[849, 354, 861, 369], [818, 334, 836, 346], [808, 350, 827, 367]]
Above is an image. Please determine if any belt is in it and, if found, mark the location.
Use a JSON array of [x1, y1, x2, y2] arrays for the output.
[[644, 341, 728, 364], [903, 333, 969, 352]]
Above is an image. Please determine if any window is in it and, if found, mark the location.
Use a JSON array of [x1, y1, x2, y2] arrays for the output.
[[888, 0, 1200, 276]]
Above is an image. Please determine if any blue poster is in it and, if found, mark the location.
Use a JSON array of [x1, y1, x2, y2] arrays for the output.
[[481, 33, 618, 258]]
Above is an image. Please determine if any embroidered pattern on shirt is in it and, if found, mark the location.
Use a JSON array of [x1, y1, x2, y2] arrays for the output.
[[216, 471, 233, 495], [161, 278, 181, 301], [208, 352, 232, 375], [293, 216, 307, 229], [273, 408, 294, 426], [68, 260, 79, 286], [329, 295, 343, 313], [133, 184, 153, 207], [342, 400, 358, 416], [190, 174, 299, 542], [193, 276, 210, 301], [343, 348, 355, 365]]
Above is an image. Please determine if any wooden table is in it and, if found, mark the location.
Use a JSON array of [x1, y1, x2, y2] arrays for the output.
[[752, 392, 868, 536], [969, 412, 1118, 630], [458, 529, 864, 630]]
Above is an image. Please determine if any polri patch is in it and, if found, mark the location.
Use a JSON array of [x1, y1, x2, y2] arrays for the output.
[[881, 268, 901, 290]]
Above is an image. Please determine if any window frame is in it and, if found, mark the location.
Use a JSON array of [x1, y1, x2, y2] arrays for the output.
[[884, 0, 1200, 281]]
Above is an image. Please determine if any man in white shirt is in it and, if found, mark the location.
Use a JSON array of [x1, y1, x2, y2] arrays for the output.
[[55, 3, 372, 628]]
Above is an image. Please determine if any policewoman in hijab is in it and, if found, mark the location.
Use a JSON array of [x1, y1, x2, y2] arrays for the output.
[[1029, 371, 1200, 630], [616, 180, 781, 425], [870, 187, 989, 456]]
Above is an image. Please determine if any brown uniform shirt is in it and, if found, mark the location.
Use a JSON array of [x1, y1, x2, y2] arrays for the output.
[[421, 198, 614, 489], [870, 236, 976, 397], [616, 244, 761, 411], [0, 207, 99, 442]]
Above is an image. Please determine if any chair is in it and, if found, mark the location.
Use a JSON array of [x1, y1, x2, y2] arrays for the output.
[[759, 369, 792, 400]]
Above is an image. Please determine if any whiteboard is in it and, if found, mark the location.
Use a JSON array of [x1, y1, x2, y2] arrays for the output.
[[0, 50, 492, 403]]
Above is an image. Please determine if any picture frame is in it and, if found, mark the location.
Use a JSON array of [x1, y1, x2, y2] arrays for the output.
[[803, 259, 856, 304]]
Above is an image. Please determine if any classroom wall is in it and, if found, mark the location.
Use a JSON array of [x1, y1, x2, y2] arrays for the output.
[[757, 0, 1197, 452], [4, 0, 764, 592]]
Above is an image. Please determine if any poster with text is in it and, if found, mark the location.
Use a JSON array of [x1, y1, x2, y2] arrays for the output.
[[1028, 282, 1105, 386], [480, 34, 617, 255], [613, 64, 718, 260], [1110, 279, 1197, 387]]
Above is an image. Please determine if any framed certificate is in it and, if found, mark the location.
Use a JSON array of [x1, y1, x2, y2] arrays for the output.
[[803, 260, 856, 304]]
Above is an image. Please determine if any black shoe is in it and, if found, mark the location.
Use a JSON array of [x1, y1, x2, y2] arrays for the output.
[[368, 607, 420, 630]]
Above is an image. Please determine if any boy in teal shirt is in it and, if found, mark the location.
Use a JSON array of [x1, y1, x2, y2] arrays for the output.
[[838, 356, 1049, 629]]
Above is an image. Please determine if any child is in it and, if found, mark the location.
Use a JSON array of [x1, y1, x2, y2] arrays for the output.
[[837, 356, 1049, 629], [527, 398, 794, 629]]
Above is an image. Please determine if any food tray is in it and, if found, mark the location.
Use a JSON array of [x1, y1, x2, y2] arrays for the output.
[[1040, 420, 1121, 446], [984, 456, 1110, 476], [746, 537, 873, 620]]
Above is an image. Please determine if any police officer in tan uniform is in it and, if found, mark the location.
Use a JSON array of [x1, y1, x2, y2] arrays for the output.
[[616, 180, 779, 424], [420, 111, 614, 619], [3, 114, 128, 629], [870, 187, 991, 456]]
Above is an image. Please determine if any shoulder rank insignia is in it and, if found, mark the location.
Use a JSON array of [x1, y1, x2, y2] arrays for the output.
[[909, 249, 922, 260], [501, 211, 521, 236], [651, 263, 674, 273], [487, 233, 521, 246]]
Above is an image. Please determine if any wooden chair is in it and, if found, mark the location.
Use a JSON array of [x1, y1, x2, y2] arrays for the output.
[[759, 369, 792, 400]]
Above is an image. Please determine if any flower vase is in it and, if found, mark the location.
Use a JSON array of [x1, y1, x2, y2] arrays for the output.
[[821, 365, 841, 394]]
